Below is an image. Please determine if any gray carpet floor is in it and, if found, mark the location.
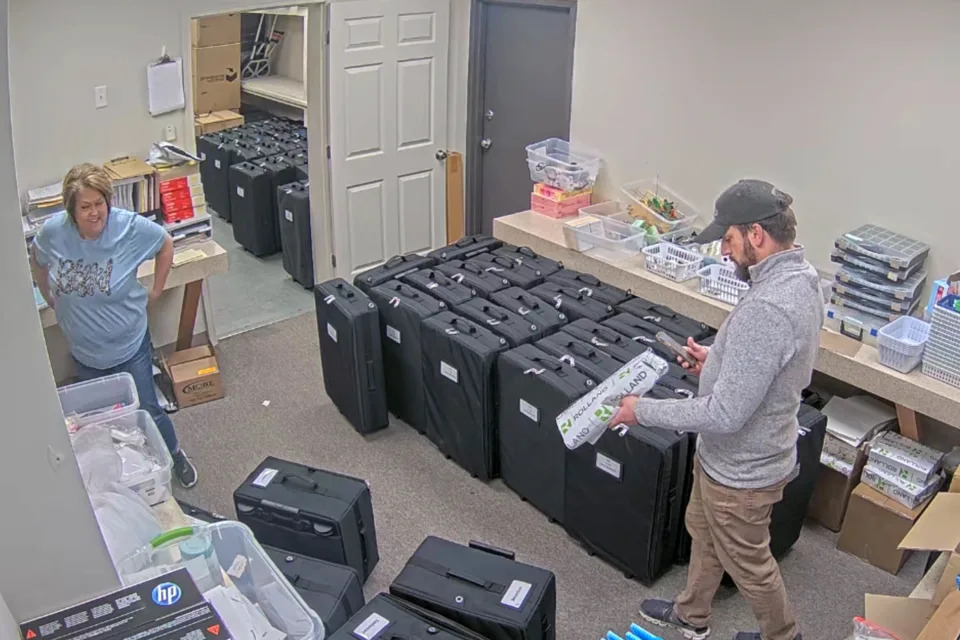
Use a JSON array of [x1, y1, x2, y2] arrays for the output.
[[206, 214, 314, 338], [170, 311, 924, 640]]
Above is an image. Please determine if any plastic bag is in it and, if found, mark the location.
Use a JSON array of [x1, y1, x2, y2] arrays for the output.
[[71, 425, 122, 491], [89, 483, 162, 566], [852, 617, 902, 640]]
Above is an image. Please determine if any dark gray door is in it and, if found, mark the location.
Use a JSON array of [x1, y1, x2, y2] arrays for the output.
[[467, 0, 577, 235]]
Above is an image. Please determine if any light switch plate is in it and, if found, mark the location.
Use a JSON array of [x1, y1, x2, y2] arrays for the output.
[[94, 85, 108, 109]]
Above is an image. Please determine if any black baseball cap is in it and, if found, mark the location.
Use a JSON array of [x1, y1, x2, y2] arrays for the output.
[[694, 179, 793, 244]]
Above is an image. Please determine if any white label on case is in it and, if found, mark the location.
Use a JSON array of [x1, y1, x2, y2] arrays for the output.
[[596, 452, 622, 480], [327, 323, 338, 342], [214, 159, 221, 169], [440, 361, 458, 383], [285, 209, 294, 222], [386, 325, 401, 344], [500, 580, 532, 609], [252, 467, 278, 487], [227, 554, 248, 579], [519, 399, 539, 423], [236, 186, 245, 198], [353, 613, 390, 640]]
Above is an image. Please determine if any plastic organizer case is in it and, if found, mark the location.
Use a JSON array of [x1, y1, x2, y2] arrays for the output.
[[824, 303, 885, 346], [620, 179, 699, 233], [525, 138, 602, 192], [831, 248, 924, 282], [641, 242, 703, 282], [832, 281, 916, 313], [835, 224, 930, 271], [563, 215, 646, 260], [877, 316, 930, 374], [835, 265, 927, 301], [117, 522, 324, 640], [697, 264, 749, 305], [829, 291, 920, 323], [58, 372, 139, 430], [923, 295, 960, 388]]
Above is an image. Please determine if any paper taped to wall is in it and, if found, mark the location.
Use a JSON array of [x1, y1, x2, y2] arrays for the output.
[[556, 350, 669, 450]]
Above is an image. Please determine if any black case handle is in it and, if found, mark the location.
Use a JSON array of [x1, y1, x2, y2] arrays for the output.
[[481, 305, 509, 321], [445, 568, 491, 589], [528, 356, 563, 372], [334, 282, 356, 299], [449, 317, 478, 334], [562, 340, 598, 358], [455, 236, 477, 247], [574, 273, 601, 286], [384, 255, 406, 268], [468, 540, 516, 560], [516, 247, 538, 259], [281, 473, 318, 491]]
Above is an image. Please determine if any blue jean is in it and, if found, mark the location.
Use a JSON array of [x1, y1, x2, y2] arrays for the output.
[[73, 330, 180, 455]]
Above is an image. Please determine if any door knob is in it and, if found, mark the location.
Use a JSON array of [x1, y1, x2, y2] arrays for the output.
[[436, 149, 448, 161], [485, 109, 495, 121], [480, 138, 493, 151]]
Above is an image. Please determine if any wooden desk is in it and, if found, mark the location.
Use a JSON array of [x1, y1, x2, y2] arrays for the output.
[[494, 211, 960, 435]]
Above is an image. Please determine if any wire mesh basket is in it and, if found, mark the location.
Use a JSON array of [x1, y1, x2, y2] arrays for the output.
[[697, 264, 749, 305], [641, 242, 703, 282]]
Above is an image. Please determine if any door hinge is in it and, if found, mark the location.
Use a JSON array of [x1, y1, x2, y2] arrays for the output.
[[325, 30, 330, 45], [326, 145, 331, 159], [331, 254, 337, 268]]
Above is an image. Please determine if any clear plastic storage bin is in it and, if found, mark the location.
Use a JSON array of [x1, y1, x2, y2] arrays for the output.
[[824, 304, 885, 346], [620, 179, 699, 233], [877, 316, 930, 373], [94, 410, 173, 506], [579, 200, 629, 219], [641, 242, 703, 282], [835, 266, 927, 301], [697, 264, 749, 305], [525, 138, 602, 191], [117, 522, 324, 640], [832, 281, 914, 313], [58, 372, 139, 429], [835, 224, 930, 271], [831, 249, 924, 282], [563, 215, 647, 260], [829, 291, 920, 323]]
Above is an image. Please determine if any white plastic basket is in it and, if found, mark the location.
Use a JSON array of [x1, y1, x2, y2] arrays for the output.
[[697, 264, 749, 306], [641, 242, 703, 282], [877, 316, 930, 373], [58, 373, 140, 429], [922, 295, 960, 387], [621, 179, 699, 232], [525, 138, 602, 191]]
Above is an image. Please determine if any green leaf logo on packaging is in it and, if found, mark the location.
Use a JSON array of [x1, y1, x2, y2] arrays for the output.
[[618, 367, 632, 380], [558, 418, 573, 435], [594, 406, 613, 421]]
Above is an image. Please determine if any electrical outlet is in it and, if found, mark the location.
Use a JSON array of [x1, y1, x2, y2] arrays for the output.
[[94, 85, 108, 109], [164, 124, 177, 141]]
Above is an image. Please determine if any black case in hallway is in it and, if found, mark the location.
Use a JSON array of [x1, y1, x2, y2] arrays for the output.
[[436, 260, 511, 298], [355, 254, 437, 294], [403, 269, 477, 307], [260, 154, 300, 247], [490, 287, 567, 335], [454, 298, 541, 347], [528, 282, 615, 322], [428, 235, 503, 262], [230, 162, 278, 256], [494, 245, 563, 277], [368, 281, 445, 433], [467, 253, 546, 289], [497, 344, 594, 523], [565, 424, 691, 584], [535, 333, 621, 383], [560, 318, 647, 364], [616, 298, 714, 342], [277, 180, 313, 288], [546, 270, 632, 306], [329, 594, 489, 640], [215, 141, 267, 222], [389, 536, 557, 640], [421, 311, 509, 480], [314, 279, 389, 434], [234, 456, 380, 582], [197, 133, 236, 218], [264, 547, 365, 635]]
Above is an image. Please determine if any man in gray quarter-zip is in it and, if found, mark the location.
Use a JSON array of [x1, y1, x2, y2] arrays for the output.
[[611, 180, 824, 640]]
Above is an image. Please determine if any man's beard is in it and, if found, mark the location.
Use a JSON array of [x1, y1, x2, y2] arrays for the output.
[[733, 243, 758, 282]]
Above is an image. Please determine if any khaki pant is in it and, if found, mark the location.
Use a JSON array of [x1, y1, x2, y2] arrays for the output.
[[675, 458, 799, 640]]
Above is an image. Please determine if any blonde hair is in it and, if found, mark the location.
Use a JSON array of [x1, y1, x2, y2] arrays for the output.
[[62, 163, 113, 220]]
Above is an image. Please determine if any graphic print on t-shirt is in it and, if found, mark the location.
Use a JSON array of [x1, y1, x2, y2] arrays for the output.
[[54, 257, 113, 297]]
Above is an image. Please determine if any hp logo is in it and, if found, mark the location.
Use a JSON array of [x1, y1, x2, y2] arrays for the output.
[[151, 582, 182, 606]]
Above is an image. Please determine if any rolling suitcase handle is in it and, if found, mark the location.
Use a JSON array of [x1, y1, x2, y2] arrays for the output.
[[237, 501, 337, 536], [559, 340, 602, 361], [468, 539, 516, 560], [448, 317, 480, 334], [479, 305, 510, 321], [280, 473, 319, 491]]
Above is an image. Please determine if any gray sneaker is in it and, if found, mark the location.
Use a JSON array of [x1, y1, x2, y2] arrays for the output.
[[173, 450, 198, 488], [639, 600, 710, 640]]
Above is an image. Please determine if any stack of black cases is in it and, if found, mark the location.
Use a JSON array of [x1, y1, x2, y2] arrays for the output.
[[529, 282, 615, 322], [403, 269, 477, 307], [389, 537, 556, 640], [368, 281, 446, 433], [602, 313, 679, 362], [314, 279, 389, 434], [277, 180, 313, 288], [560, 319, 646, 364], [494, 245, 563, 277], [535, 332, 621, 382], [421, 311, 509, 480], [330, 594, 488, 640], [234, 456, 380, 582], [428, 235, 503, 262], [490, 288, 568, 335], [435, 260, 511, 298], [616, 298, 713, 342], [547, 270, 632, 306], [454, 298, 542, 346], [466, 252, 547, 289], [355, 254, 437, 294]]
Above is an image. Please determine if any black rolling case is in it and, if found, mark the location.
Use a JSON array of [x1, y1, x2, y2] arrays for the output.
[[560, 319, 647, 363], [314, 279, 389, 434], [368, 281, 445, 433], [436, 260, 511, 298], [330, 594, 489, 640], [494, 245, 563, 277], [278, 180, 313, 288], [176, 500, 226, 523], [497, 344, 594, 523], [260, 154, 300, 247], [403, 269, 477, 307], [197, 133, 236, 219], [264, 547, 365, 634], [454, 298, 541, 346], [421, 312, 509, 480], [546, 270, 632, 306], [230, 162, 280, 256], [428, 235, 503, 262], [528, 282, 614, 322], [234, 456, 380, 582], [616, 298, 713, 342], [355, 254, 437, 294], [490, 287, 567, 335], [390, 536, 557, 640], [535, 333, 621, 383], [217, 142, 266, 222], [602, 313, 677, 362], [565, 424, 691, 583], [296, 165, 310, 181], [467, 253, 546, 289]]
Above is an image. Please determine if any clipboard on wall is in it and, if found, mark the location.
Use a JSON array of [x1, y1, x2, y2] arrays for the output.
[[147, 49, 185, 116]]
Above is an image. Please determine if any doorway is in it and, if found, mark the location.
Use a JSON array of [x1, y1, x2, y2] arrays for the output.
[[465, 0, 577, 235]]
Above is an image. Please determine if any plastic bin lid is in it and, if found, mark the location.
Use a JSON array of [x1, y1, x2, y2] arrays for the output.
[[835, 224, 930, 270], [835, 265, 927, 300]]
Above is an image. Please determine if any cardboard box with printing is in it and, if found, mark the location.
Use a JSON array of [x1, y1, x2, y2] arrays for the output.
[[163, 344, 224, 408], [193, 44, 241, 113], [868, 431, 944, 486], [862, 465, 943, 510], [806, 448, 866, 531]]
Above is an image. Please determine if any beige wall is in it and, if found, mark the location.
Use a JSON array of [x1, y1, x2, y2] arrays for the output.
[[570, 0, 960, 287]]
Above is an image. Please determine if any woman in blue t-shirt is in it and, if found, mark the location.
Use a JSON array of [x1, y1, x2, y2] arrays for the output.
[[30, 163, 198, 488]]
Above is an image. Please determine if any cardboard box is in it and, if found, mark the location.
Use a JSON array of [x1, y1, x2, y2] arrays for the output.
[[837, 483, 933, 574], [949, 472, 960, 493], [862, 464, 943, 510], [869, 431, 944, 486], [822, 432, 861, 467], [163, 344, 223, 408], [899, 493, 960, 607], [807, 449, 866, 531], [191, 13, 241, 47], [917, 590, 960, 640], [194, 109, 244, 136], [192, 44, 241, 114]]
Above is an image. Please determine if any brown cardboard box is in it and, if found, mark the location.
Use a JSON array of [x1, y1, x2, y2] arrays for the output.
[[863, 592, 960, 640], [899, 493, 960, 607], [948, 472, 960, 493], [163, 344, 223, 408], [806, 450, 867, 531], [191, 14, 241, 47], [192, 44, 241, 114], [194, 110, 244, 136], [917, 590, 960, 640], [837, 483, 932, 574]]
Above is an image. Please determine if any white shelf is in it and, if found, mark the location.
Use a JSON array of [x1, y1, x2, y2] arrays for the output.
[[242, 75, 307, 109], [249, 6, 307, 17]]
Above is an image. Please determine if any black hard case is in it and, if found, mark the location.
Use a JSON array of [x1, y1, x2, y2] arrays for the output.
[[490, 287, 568, 336], [493, 245, 563, 277], [534, 333, 621, 383], [229, 162, 279, 256], [403, 269, 478, 307], [466, 253, 546, 289], [277, 180, 314, 288], [436, 260, 511, 298], [616, 298, 713, 342], [560, 319, 647, 364], [546, 270, 632, 306], [528, 282, 615, 322], [428, 235, 503, 262], [602, 313, 677, 362], [197, 133, 236, 219], [454, 298, 541, 347], [329, 594, 489, 640], [355, 254, 437, 294]]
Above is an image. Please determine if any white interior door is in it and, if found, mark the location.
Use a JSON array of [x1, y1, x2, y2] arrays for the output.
[[329, 0, 450, 277]]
